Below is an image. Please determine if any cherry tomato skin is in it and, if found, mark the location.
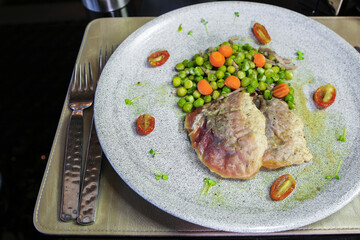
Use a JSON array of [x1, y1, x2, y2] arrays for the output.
[[136, 114, 155, 135], [253, 23, 271, 44], [314, 84, 336, 108], [270, 174, 296, 201], [148, 50, 170, 67]]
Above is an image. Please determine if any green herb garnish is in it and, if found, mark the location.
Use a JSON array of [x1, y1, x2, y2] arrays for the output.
[[188, 30, 195, 39], [178, 24, 183, 32], [125, 95, 142, 105], [325, 159, 343, 180], [296, 50, 304, 60], [201, 18, 209, 36], [135, 82, 142, 86], [233, 12, 239, 23], [149, 148, 170, 157], [200, 178, 217, 196], [153, 170, 168, 180], [338, 127, 347, 142]]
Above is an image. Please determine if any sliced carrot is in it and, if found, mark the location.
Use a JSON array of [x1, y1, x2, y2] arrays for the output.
[[273, 83, 289, 98], [197, 79, 213, 95], [209, 51, 225, 67], [224, 75, 241, 90], [218, 45, 233, 58], [253, 53, 266, 67]]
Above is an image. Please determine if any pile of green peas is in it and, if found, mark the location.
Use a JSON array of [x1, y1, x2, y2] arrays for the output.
[[172, 41, 296, 113]]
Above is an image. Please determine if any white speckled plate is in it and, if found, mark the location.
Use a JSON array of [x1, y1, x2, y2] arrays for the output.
[[94, 2, 360, 233]]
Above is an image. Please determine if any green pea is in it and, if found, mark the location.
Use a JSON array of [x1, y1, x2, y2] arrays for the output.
[[234, 52, 245, 64], [189, 75, 194, 80], [185, 95, 194, 103], [203, 61, 213, 70], [265, 69, 274, 78], [216, 70, 225, 79], [189, 67, 196, 75], [258, 74, 266, 82], [264, 62, 272, 69], [186, 61, 195, 68], [249, 61, 256, 69], [208, 73, 217, 82], [203, 53, 209, 61], [285, 70, 294, 80], [184, 80, 193, 89], [195, 75, 203, 82], [246, 86, 255, 94], [258, 81, 267, 91], [210, 81, 218, 90], [232, 44, 239, 52], [257, 67, 265, 75], [204, 95, 212, 103], [250, 80, 259, 88], [177, 87, 187, 97], [218, 65, 227, 72], [224, 72, 231, 79], [245, 53, 252, 60], [225, 58, 233, 66], [222, 86, 232, 93], [217, 79, 225, 88], [177, 98, 186, 108], [241, 77, 251, 87], [272, 73, 280, 81], [288, 101, 296, 109], [193, 53, 200, 60], [243, 43, 252, 51], [265, 77, 273, 85], [193, 90, 201, 99], [176, 63, 185, 71], [212, 90, 220, 99], [173, 76, 181, 87], [227, 65, 236, 74], [278, 70, 286, 79], [182, 102, 193, 112], [285, 94, 294, 102], [248, 71, 257, 81], [268, 54, 276, 61], [289, 86, 295, 95], [242, 62, 250, 71], [264, 89, 272, 100], [194, 98, 205, 108], [182, 59, 189, 66], [195, 56, 204, 66], [271, 66, 280, 74], [194, 66, 204, 76], [237, 70, 246, 79]]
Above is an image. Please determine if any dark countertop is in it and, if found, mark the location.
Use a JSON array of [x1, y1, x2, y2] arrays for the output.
[[0, 0, 359, 239]]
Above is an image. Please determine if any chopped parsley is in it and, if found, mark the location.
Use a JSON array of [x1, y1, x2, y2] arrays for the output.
[[188, 30, 195, 39]]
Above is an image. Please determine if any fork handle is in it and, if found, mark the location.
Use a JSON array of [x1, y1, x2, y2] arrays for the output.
[[60, 111, 84, 221], [77, 118, 103, 225]]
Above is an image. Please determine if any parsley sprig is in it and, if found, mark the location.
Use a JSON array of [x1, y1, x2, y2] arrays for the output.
[[338, 127, 347, 142], [188, 30, 196, 39], [153, 170, 168, 180], [200, 178, 217, 196], [325, 159, 343, 180], [233, 12, 239, 23], [125, 95, 142, 105], [296, 50, 304, 60], [201, 18, 209, 36]]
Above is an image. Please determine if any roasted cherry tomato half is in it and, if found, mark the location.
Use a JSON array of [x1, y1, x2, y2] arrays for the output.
[[253, 23, 271, 44], [136, 113, 155, 135], [148, 50, 170, 67], [314, 83, 337, 108], [270, 174, 296, 201]]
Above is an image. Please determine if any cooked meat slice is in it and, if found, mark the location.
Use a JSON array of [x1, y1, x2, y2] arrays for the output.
[[259, 96, 313, 169], [185, 92, 268, 179]]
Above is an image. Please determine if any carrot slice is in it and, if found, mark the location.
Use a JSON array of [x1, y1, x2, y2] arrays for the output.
[[224, 75, 241, 90], [209, 51, 225, 67], [253, 53, 266, 67], [197, 79, 213, 95], [272, 83, 289, 98], [218, 45, 233, 58]]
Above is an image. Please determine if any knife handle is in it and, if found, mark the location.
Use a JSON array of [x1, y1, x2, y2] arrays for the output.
[[77, 119, 102, 225], [60, 112, 83, 221]]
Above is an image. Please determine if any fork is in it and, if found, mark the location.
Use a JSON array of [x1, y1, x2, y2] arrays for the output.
[[60, 62, 94, 221], [77, 46, 115, 225]]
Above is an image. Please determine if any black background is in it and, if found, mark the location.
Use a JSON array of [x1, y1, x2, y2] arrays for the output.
[[0, 0, 359, 239]]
